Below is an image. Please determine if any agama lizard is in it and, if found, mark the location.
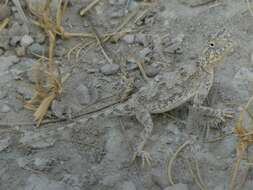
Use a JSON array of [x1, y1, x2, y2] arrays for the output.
[[76, 29, 234, 165]]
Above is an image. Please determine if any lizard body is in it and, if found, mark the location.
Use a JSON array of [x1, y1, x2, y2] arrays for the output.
[[82, 30, 234, 165]]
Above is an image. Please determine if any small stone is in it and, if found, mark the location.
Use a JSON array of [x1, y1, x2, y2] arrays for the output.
[[122, 34, 135, 44], [120, 181, 136, 190], [0, 137, 10, 152], [163, 183, 189, 190], [144, 65, 160, 77], [0, 87, 7, 99], [35, 32, 46, 44], [135, 33, 149, 46], [27, 43, 47, 57], [139, 47, 152, 58], [33, 157, 54, 171], [20, 130, 56, 148], [9, 36, 21, 47], [15, 46, 26, 57], [51, 100, 67, 118], [151, 171, 169, 188], [0, 103, 11, 113], [100, 64, 120, 75], [126, 57, 138, 71], [16, 85, 34, 100], [10, 58, 36, 80], [0, 5, 11, 21], [76, 84, 91, 105], [20, 35, 34, 47]]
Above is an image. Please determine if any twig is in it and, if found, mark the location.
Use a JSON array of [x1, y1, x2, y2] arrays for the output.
[[86, 15, 114, 64], [0, 18, 9, 32], [167, 140, 191, 185], [12, 0, 29, 32], [185, 159, 207, 190], [79, 0, 102, 16], [136, 60, 149, 82], [190, 0, 216, 8], [246, 0, 253, 18], [195, 159, 209, 190]]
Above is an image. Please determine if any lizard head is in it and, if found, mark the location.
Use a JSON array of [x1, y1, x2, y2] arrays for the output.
[[201, 29, 233, 67]]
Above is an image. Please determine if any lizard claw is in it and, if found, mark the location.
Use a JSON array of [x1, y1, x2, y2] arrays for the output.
[[132, 150, 152, 167], [217, 108, 234, 122]]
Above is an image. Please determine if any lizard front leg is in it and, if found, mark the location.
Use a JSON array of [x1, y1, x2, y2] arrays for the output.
[[193, 73, 234, 122], [132, 105, 153, 166]]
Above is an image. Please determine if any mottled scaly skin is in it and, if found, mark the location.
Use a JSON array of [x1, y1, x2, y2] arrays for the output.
[[97, 30, 234, 165]]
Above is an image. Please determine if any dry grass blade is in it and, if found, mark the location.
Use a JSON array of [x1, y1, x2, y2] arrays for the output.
[[230, 95, 253, 190], [167, 140, 191, 185], [0, 18, 9, 32], [79, 0, 102, 16], [12, 0, 29, 32]]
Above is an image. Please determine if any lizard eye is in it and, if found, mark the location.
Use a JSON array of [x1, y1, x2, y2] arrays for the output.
[[209, 42, 215, 47]]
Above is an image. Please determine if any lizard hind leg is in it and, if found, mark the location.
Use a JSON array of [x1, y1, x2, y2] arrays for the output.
[[132, 106, 153, 167]]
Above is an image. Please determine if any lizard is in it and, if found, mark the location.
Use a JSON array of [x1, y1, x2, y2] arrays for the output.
[[70, 29, 234, 166], [0, 30, 234, 166]]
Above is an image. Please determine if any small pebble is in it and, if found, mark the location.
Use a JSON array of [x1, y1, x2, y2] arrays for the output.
[[144, 65, 160, 77], [139, 47, 152, 58], [20, 35, 34, 47], [27, 43, 47, 57], [122, 34, 135, 44], [15, 46, 26, 57], [76, 84, 91, 105], [0, 103, 11, 113], [0, 5, 11, 21], [163, 183, 189, 190], [9, 36, 21, 47], [100, 64, 120, 75], [35, 32, 46, 44], [121, 181, 136, 190]]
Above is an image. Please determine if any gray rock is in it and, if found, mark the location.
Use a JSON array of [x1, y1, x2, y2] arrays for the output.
[[15, 46, 26, 57], [120, 181, 136, 190], [0, 137, 10, 152], [145, 65, 160, 77], [33, 157, 54, 171], [20, 35, 34, 47], [126, 57, 138, 71], [10, 58, 36, 80], [51, 100, 68, 118], [135, 34, 149, 46], [163, 183, 189, 190], [122, 34, 135, 44], [76, 84, 91, 105], [100, 64, 120, 75], [20, 130, 56, 148], [0, 56, 19, 83], [0, 5, 11, 21], [0, 103, 11, 113], [27, 43, 47, 57], [16, 85, 34, 100], [0, 56, 19, 73], [151, 170, 169, 188], [0, 87, 7, 99], [9, 36, 21, 47], [139, 47, 152, 58], [35, 32, 46, 44]]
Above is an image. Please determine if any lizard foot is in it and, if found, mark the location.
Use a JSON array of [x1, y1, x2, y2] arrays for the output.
[[132, 150, 152, 167], [217, 108, 234, 122]]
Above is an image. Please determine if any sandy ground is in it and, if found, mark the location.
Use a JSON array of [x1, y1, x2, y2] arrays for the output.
[[1, 0, 253, 189]]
